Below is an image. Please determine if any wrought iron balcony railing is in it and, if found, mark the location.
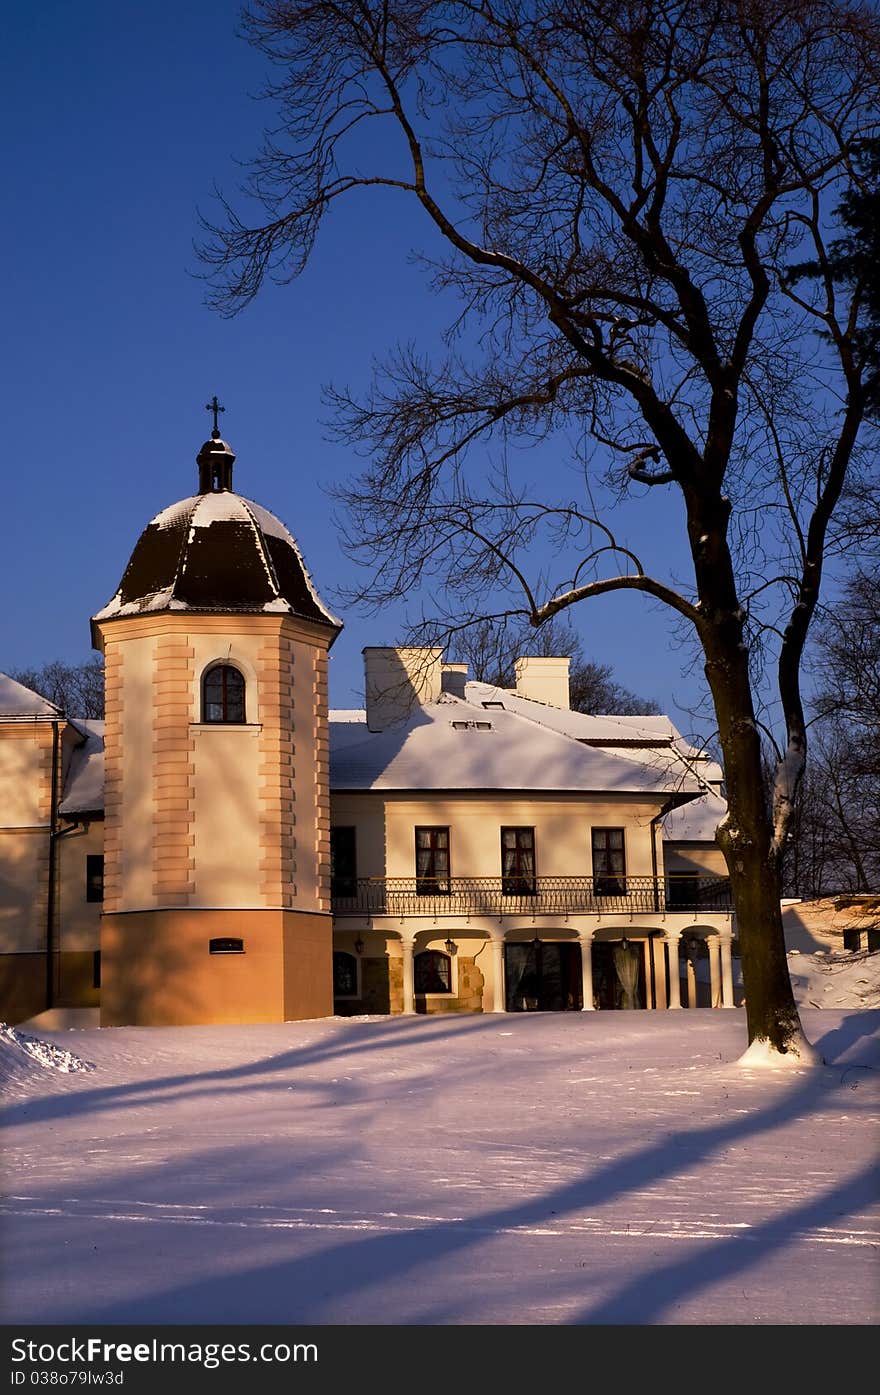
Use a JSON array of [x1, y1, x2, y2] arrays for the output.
[[331, 875, 732, 917]]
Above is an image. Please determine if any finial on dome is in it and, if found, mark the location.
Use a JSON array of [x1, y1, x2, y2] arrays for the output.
[[206, 394, 225, 437], [197, 395, 236, 493]]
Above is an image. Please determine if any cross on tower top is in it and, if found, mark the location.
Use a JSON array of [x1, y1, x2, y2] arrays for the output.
[[205, 394, 225, 436]]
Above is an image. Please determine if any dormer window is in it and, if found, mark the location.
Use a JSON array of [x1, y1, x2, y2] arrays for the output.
[[202, 664, 246, 723]]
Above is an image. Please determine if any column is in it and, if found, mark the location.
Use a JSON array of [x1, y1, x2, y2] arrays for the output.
[[401, 935, 416, 1015], [707, 935, 722, 1009], [686, 953, 699, 1009], [651, 936, 668, 1010], [489, 935, 507, 1013], [578, 932, 595, 1010], [642, 938, 655, 1009], [719, 933, 735, 1008], [665, 931, 682, 1009]]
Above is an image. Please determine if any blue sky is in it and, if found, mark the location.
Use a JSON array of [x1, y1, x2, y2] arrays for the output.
[[3, 1, 729, 731]]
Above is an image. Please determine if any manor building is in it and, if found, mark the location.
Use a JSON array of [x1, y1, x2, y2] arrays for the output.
[[0, 424, 735, 1026]]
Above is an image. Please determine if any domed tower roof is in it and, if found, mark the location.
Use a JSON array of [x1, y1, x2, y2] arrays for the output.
[[91, 414, 342, 642]]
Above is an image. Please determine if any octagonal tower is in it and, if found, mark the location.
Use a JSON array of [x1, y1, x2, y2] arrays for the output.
[[91, 420, 341, 1025]]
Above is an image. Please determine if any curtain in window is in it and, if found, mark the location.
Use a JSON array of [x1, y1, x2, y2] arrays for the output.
[[592, 828, 626, 895], [414, 950, 452, 993], [613, 942, 640, 1009], [501, 829, 535, 893], [415, 828, 449, 892]]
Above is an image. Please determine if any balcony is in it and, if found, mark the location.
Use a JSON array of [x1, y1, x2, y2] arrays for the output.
[[331, 875, 732, 918]]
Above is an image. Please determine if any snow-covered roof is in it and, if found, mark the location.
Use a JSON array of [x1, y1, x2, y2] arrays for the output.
[[661, 789, 727, 841], [461, 680, 722, 785], [330, 696, 703, 796], [92, 491, 341, 637], [49, 701, 701, 814], [59, 721, 105, 815], [0, 672, 62, 718], [40, 690, 723, 819]]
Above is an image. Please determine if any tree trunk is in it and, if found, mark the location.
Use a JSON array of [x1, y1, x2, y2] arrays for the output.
[[704, 624, 803, 1052]]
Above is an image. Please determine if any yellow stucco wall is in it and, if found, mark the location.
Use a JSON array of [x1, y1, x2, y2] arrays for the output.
[[56, 821, 104, 952], [0, 725, 51, 827], [90, 610, 335, 1026], [0, 719, 57, 954], [0, 831, 48, 952], [100, 907, 332, 1025], [329, 791, 662, 881], [96, 612, 332, 916], [192, 723, 262, 904]]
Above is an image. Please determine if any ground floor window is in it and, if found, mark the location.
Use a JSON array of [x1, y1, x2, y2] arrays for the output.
[[86, 854, 104, 903], [591, 940, 647, 1009], [504, 942, 583, 1011], [333, 950, 359, 998], [414, 949, 453, 994]]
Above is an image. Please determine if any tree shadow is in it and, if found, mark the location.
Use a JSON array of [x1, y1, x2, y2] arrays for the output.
[[9, 1035, 875, 1323], [0, 1014, 500, 1130]]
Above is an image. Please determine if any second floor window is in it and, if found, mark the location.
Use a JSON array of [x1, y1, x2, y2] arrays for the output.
[[592, 827, 626, 896], [330, 827, 358, 899], [202, 664, 246, 723], [501, 827, 536, 895], [415, 826, 450, 894]]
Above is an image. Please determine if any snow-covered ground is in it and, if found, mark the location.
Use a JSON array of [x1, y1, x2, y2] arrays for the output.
[[785, 947, 880, 1011], [2, 984, 878, 1326]]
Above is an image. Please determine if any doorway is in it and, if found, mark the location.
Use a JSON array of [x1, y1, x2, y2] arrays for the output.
[[504, 942, 583, 1011], [591, 939, 647, 1009]]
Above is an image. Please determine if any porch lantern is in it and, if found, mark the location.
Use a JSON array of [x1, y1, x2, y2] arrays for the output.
[[354, 936, 365, 955], [444, 935, 457, 956]]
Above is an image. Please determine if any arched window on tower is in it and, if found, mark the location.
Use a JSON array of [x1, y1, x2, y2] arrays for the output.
[[202, 664, 246, 724]]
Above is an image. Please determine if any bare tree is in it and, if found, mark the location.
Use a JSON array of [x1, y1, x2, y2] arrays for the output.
[[11, 659, 105, 720], [450, 614, 660, 713], [200, 1, 880, 1057], [784, 570, 880, 896]]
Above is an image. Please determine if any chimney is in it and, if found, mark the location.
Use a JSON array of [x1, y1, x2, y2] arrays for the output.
[[441, 662, 468, 699], [363, 647, 443, 732], [514, 656, 571, 709]]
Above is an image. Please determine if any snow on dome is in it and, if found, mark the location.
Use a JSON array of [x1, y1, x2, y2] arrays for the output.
[[152, 496, 201, 531], [246, 500, 293, 542], [92, 488, 341, 637], [246, 500, 343, 628], [187, 493, 254, 527]]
